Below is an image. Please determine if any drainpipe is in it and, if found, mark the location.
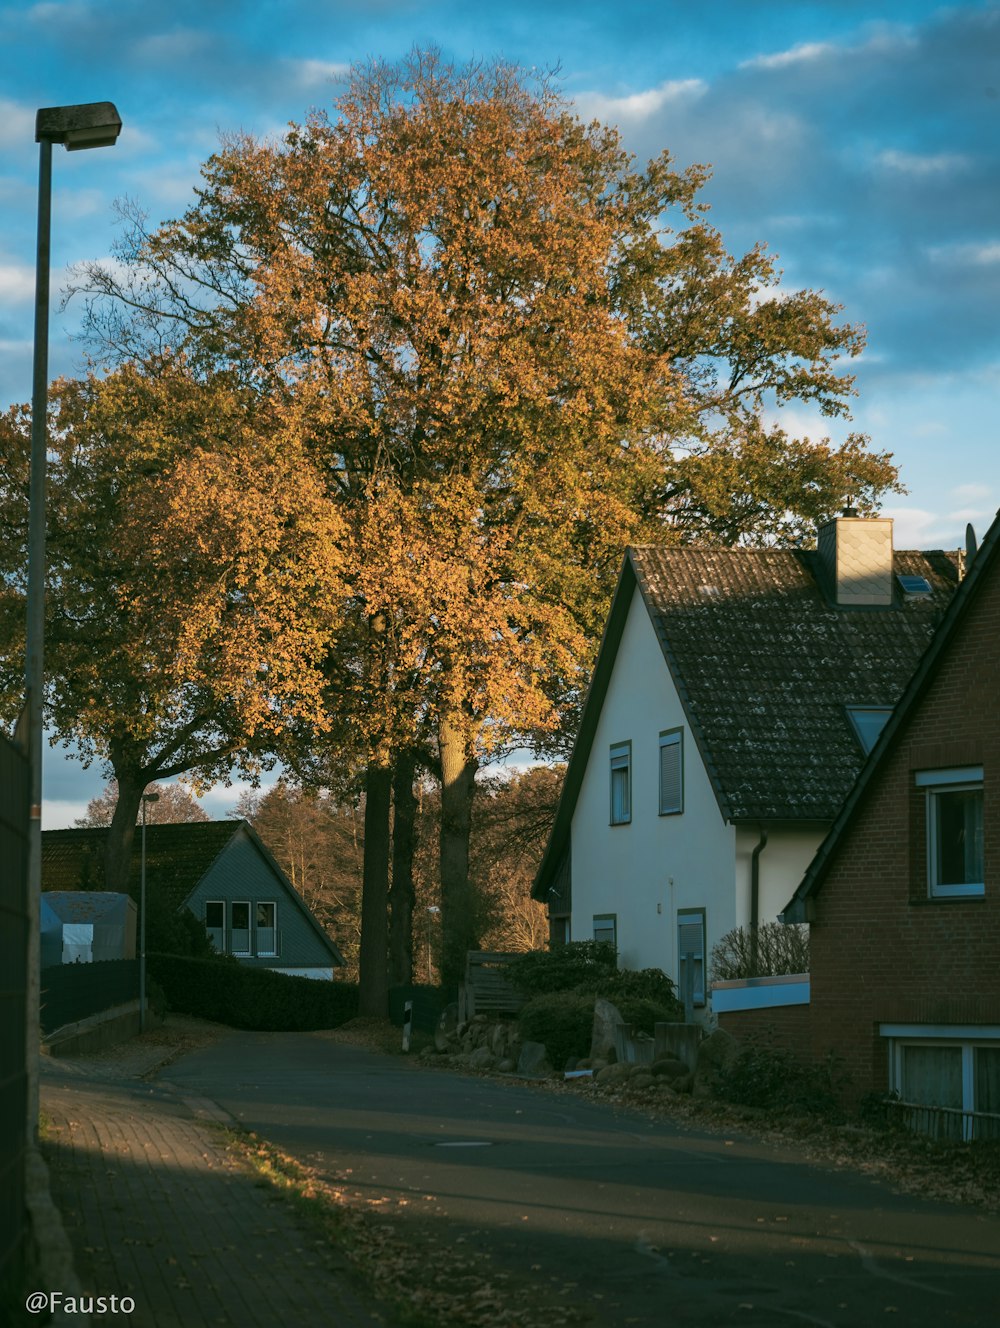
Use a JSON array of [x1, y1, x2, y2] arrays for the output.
[[750, 825, 768, 974]]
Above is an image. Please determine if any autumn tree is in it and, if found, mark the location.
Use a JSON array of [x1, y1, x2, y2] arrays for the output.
[[76, 778, 209, 827], [73, 51, 901, 995], [0, 360, 345, 891]]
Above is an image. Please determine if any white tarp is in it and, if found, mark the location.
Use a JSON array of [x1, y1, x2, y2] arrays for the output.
[[62, 922, 94, 964]]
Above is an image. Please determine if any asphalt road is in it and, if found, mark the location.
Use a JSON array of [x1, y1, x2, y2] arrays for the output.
[[164, 1032, 1000, 1327]]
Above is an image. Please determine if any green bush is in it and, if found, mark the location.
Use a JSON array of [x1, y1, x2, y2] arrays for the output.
[[518, 991, 595, 1070], [506, 941, 618, 995], [598, 967, 683, 1015], [614, 995, 683, 1036], [713, 1041, 843, 1116], [149, 953, 359, 1031]]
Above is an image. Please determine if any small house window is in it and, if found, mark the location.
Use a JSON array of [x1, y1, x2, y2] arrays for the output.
[[205, 901, 225, 953], [677, 909, 705, 1008], [916, 768, 984, 898], [593, 914, 617, 948], [659, 729, 683, 815], [846, 706, 892, 755], [256, 901, 277, 956], [610, 742, 631, 825], [883, 1025, 1000, 1140], [231, 901, 251, 955]]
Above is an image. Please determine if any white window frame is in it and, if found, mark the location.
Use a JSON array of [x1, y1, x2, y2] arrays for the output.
[[205, 900, 226, 953], [916, 767, 984, 899], [230, 899, 252, 956], [255, 900, 278, 957], [593, 914, 617, 948], [610, 742, 631, 825], [882, 1024, 1000, 1140], [658, 728, 683, 815]]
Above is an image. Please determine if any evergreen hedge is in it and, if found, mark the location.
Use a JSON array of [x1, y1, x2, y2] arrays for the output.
[[149, 953, 359, 1031]]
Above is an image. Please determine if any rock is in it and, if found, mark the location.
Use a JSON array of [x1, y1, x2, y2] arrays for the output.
[[596, 1062, 631, 1086], [672, 1073, 694, 1094], [516, 1040, 552, 1076], [628, 1073, 654, 1092], [490, 1022, 509, 1057], [434, 1002, 460, 1052], [468, 1045, 495, 1069], [651, 1057, 689, 1081], [591, 1058, 608, 1072], [591, 997, 625, 1062], [497, 1058, 515, 1073]]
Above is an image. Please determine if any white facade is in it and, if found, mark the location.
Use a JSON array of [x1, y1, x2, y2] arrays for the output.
[[569, 585, 825, 1019]]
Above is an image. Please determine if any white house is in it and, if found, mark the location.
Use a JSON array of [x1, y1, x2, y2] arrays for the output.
[[532, 515, 961, 1020]]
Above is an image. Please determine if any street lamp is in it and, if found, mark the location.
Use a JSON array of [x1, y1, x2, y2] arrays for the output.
[[24, 101, 122, 1132], [139, 792, 159, 1033]]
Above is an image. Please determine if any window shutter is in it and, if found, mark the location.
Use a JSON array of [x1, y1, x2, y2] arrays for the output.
[[659, 731, 682, 814]]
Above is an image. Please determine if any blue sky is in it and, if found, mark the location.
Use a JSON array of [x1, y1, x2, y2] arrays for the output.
[[2, 0, 998, 823]]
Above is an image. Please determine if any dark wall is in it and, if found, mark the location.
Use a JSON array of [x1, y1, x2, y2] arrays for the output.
[[0, 733, 29, 1291], [39, 959, 140, 1036]]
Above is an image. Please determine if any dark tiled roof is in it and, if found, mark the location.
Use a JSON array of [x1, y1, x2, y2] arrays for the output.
[[631, 545, 960, 821], [42, 821, 242, 913]]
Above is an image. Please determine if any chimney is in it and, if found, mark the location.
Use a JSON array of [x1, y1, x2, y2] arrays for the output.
[[816, 513, 894, 607]]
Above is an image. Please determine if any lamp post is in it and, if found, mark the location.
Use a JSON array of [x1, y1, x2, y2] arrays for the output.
[[139, 792, 159, 1033], [24, 101, 122, 1132]]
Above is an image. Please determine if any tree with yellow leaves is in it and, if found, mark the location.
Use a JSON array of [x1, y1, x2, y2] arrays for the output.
[[73, 52, 900, 997], [0, 359, 345, 892]]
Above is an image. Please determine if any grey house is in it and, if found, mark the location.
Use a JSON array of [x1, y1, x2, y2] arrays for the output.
[[42, 820, 344, 980]]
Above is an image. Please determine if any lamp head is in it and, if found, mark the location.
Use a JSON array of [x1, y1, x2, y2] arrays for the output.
[[36, 101, 122, 151]]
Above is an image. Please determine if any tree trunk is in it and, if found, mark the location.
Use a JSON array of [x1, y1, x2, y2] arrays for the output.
[[438, 709, 479, 996], [389, 750, 417, 987], [358, 761, 392, 1018], [104, 766, 145, 892]]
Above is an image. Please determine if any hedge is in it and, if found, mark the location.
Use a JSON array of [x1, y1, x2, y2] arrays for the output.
[[149, 953, 359, 1031]]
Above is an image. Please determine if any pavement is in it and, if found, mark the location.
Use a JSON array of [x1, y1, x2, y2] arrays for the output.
[[37, 1019, 389, 1328]]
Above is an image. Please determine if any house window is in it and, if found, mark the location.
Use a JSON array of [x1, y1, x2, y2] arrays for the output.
[[256, 901, 278, 956], [883, 1025, 1000, 1140], [846, 706, 892, 755], [231, 901, 251, 955], [593, 914, 617, 948], [659, 729, 683, 815], [610, 742, 631, 825], [677, 909, 705, 1008], [916, 767, 984, 898], [205, 901, 225, 953]]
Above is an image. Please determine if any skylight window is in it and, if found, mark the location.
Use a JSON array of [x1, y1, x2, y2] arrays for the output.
[[897, 574, 933, 598], [846, 706, 892, 754]]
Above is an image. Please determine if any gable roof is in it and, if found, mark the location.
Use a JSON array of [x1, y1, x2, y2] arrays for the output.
[[783, 512, 1000, 923], [41, 820, 343, 964], [533, 538, 959, 899]]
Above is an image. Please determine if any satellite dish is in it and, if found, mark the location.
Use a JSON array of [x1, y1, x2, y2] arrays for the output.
[[966, 523, 979, 564]]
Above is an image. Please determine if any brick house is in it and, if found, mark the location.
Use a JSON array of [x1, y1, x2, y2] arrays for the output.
[[783, 513, 1000, 1133], [532, 514, 961, 1019]]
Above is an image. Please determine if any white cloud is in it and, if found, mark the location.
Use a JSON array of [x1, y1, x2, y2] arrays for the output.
[[573, 79, 706, 124], [291, 58, 351, 90], [952, 482, 992, 502], [741, 41, 836, 72], [133, 29, 211, 62], [876, 149, 971, 177], [0, 263, 36, 303], [43, 799, 90, 831], [926, 241, 1000, 267], [0, 97, 35, 148]]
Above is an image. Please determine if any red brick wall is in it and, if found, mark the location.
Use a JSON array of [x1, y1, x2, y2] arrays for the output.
[[717, 1005, 813, 1062], [807, 561, 1000, 1103]]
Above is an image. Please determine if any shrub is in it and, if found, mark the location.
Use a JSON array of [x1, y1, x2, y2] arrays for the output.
[[713, 1040, 843, 1116], [507, 941, 618, 996], [149, 953, 359, 1031], [614, 995, 683, 1036], [710, 922, 809, 982], [518, 991, 595, 1070], [598, 967, 683, 1015]]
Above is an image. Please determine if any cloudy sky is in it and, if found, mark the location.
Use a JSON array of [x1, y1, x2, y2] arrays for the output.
[[2, 0, 998, 824]]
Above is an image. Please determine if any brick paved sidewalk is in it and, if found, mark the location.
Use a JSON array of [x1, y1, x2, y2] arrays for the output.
[[39, 1028, 388, 1328]]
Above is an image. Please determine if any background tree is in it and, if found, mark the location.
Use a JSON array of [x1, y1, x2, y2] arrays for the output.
[[0, 361, 345, 891], [76, 778, 209, 827], [72, 51, 901, 996]]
